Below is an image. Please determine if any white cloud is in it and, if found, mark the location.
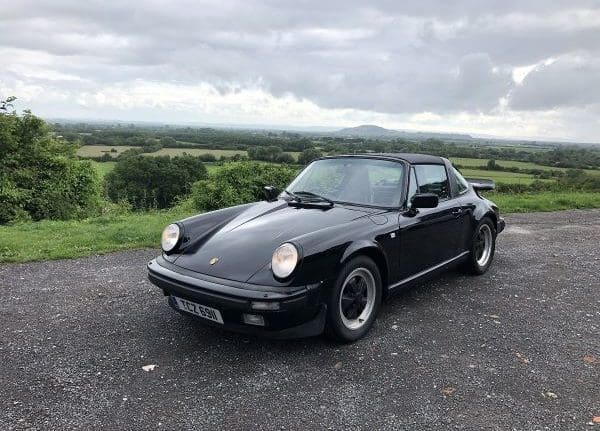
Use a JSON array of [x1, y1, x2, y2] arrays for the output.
[[0, 0, 599, 142]]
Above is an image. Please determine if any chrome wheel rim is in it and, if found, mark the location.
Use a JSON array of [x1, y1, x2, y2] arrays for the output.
[[475, 224, 493, 266], [339, 268, 376, 330]]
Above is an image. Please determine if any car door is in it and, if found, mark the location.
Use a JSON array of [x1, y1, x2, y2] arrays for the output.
[[397, 164, 465, 280]]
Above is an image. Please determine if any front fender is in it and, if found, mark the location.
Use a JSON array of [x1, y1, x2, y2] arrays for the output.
[[340, 240, 385, 265], [339, 240, 390, 287]]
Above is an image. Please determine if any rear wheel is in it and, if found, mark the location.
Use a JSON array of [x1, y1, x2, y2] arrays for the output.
[[326, 256, 382, 342], [466, 217, 496, 275]]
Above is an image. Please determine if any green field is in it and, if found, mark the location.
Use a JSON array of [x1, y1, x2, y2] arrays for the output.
[[90, 161, 116, 178], [459, 168, 547, 185], [77, 145, 135, 158], [450, 157, 600, 176], [150, 148, 247, 157], [78, 145, 300, 161]]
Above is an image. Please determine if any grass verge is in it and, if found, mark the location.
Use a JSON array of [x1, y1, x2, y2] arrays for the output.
[[488, 191, 600, 213], [0, 208, 194, 264], [1, 192, 599, 264]]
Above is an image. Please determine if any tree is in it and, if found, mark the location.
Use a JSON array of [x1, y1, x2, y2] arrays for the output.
[[105, 154, 207, 210], [198, 153, 217, 162], [486, 159, 497, 170], [192, 162, 298, 211], [274, 152, 295, 164], [298, 148, 323, 165], [0, 99, 101, 223], [247, 145, 288, 162]]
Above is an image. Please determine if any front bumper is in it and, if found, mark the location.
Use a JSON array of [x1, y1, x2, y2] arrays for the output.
[[498, 217, 506, 234], [147, 256, 326, 339]]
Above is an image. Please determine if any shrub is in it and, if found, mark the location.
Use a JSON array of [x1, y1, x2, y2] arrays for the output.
[[274, 152, 295, 164], [105, 154, 207, 210], [192, 161, 298, 211], [198, 153, 217, 162], [0, 103, 101, 224], [298, 148, 323, 165], [247, 145, 295, 163]]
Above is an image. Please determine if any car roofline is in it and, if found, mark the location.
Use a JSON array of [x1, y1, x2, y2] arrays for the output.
[[317, 153, 445, 165]]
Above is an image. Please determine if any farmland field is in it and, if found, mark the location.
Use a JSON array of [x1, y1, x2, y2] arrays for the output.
[[150, 148, 247, 157], [77, 145, 135, 158], [78, 145, 300, 161], [89, 161, 116, 178], [458, 168, 547, 184], [450, 157, 600, 176]]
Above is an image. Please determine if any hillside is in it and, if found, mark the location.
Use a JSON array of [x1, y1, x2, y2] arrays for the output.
[[336, 124, 473, 141]]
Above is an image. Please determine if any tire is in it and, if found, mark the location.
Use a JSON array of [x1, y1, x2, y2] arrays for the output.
[[326, 256, 382, 342], [465, 217, 496, 275]]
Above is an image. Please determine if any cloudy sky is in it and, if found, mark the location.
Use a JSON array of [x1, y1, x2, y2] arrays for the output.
[[2, 1, 600, 142]]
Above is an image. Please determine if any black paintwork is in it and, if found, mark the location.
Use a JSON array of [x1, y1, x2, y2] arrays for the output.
[[147, 153, 505, 338]]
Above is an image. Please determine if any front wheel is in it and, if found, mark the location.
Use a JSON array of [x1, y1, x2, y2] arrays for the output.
[[465, 217, 496, 275], [326, 256, 382, 342]]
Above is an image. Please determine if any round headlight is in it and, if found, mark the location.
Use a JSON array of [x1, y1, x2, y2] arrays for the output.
[[271, 243, 299, 279], [161, 223, 181, 252]]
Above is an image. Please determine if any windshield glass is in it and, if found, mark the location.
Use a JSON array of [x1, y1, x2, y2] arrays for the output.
[[285, 158, 404, 207]]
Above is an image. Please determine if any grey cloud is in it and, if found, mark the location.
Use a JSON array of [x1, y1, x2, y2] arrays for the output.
[[1, 0, 599, 117], [510, 57, 600, 110]]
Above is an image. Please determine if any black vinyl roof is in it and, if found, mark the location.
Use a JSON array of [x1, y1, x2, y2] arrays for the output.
[[328, 153, 446, 164]]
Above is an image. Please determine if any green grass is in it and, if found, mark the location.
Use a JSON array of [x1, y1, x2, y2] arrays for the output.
[[459, 168, 546, 185], [486, 191, 600, 213], [451, 157, 599, 176], [450, 157, 552, 170], [90, 161, 116, 178], [0, 208, 195, 263], [1, 192, 599, 263]]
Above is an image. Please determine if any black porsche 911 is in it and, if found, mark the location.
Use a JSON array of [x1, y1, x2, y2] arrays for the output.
[[147, 153, 505, 341]]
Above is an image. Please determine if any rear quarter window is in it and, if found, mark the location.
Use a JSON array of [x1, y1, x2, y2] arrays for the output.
[[413, 164, 450, 199], [451, 167, 469, 194]]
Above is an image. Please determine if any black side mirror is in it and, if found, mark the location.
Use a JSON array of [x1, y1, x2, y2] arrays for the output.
[[410, 193, 439, 209], [262, 186, 279, 202]]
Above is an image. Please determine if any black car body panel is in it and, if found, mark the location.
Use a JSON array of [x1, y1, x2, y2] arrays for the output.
[[147, 153, 505, 338]]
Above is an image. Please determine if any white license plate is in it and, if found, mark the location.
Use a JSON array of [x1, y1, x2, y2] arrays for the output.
[[172, 296, 224, 324]]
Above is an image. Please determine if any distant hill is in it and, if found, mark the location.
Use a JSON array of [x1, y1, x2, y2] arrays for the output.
[[337, 125, 398, 137], [336, 124, 473, 141]]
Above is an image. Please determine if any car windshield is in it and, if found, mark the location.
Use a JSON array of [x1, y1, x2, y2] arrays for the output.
[[285, 158, 404, 207]]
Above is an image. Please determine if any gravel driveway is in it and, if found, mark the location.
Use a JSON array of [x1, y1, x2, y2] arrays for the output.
[[1, 209, 599, 430]]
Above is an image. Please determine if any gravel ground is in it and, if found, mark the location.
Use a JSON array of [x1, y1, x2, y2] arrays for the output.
[[1, 209, 599, 431]]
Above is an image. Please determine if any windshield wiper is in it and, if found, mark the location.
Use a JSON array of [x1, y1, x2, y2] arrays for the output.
[[283, 189, 300, 201], [292, 190, 335, 206]]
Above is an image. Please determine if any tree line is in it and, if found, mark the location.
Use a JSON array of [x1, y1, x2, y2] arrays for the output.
[[57, 122, 600, 171]]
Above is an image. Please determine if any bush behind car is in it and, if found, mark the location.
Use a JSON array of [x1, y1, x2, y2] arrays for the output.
[[191, 161, 299, 211]]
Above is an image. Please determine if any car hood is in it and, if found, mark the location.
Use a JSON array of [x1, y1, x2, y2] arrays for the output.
[[172, 200, 380, 282]]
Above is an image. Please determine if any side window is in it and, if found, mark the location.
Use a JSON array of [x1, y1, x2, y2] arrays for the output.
[[413, 164, 450, 200], [406, 167, 417, 206], [451, 167, 469, 194]]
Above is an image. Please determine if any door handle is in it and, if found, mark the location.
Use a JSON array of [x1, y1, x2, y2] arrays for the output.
[[452, 208, 463, 216]]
